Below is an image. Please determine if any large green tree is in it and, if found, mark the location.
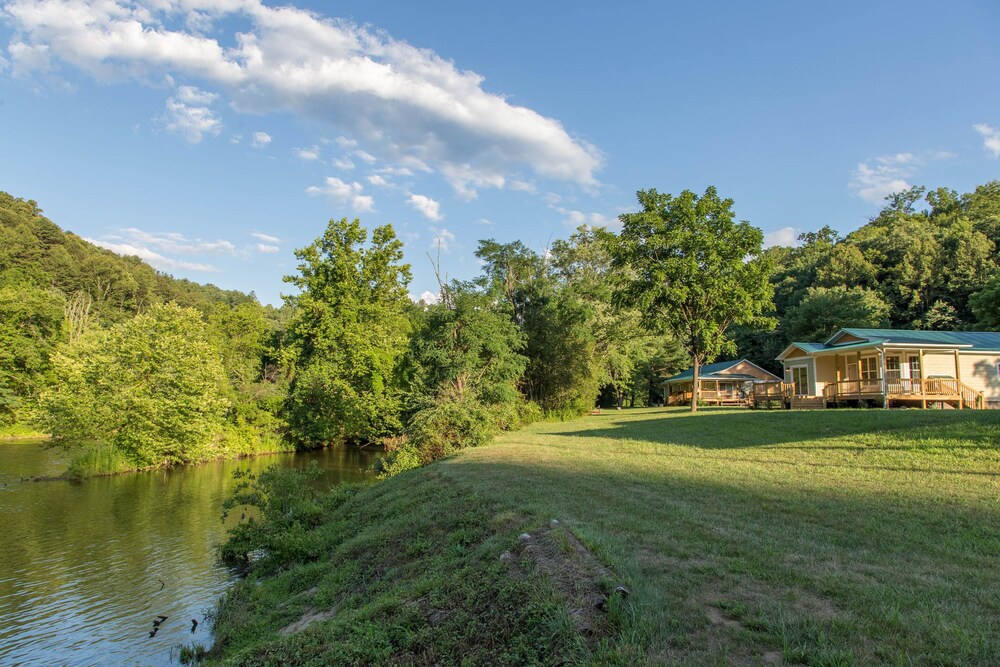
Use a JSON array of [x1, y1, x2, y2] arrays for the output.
[[613, 187, 774, 412], [282, 218, 412, 446], [42, 303, 229, 467]]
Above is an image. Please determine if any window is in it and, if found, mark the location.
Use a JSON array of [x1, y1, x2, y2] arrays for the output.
[[908, 355, 921, 379], [860, 357, 879, 380], [791, 366, 809, 396], [885, 356, 900, 376]]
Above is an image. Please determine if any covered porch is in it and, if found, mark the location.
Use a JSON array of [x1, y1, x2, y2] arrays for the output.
[[775, 339, 985, 410]]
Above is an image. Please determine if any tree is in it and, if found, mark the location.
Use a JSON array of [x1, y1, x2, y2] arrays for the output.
[[282, 218, 412, 446], [969, 271, 1000, 330], [613, 187, 774, 413], [42, 303, 229, 467], [783, 286, 890, 342]]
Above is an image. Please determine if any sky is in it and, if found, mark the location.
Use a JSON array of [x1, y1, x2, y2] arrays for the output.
[[1, 0, 998, 306]]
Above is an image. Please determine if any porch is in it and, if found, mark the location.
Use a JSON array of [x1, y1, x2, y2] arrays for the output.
[[751, 378, 984, 410]]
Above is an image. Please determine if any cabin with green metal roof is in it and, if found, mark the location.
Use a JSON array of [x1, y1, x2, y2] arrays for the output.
[[662, 359, 781, 406], [771, 328, 1000, 409]]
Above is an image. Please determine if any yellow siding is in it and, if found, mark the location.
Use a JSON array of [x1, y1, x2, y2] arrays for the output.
[[784, 347, 808, 359], [959, 353, 1000, 403], [813, 356, 838, 394], [922, 352, 957, 378]]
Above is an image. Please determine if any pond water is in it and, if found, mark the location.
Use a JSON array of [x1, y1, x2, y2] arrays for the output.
[[0, 441, 377, 666]]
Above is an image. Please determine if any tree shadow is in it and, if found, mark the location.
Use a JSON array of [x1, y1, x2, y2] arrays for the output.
[[552, 407, 1000, 451]]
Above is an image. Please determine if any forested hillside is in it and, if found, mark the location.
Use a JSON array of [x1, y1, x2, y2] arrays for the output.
[[736, 182, 1000, 372], [0, 192, 291, 472]]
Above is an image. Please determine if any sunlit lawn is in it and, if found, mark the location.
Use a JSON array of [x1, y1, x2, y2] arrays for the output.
[[439, 407, 1000, 665]]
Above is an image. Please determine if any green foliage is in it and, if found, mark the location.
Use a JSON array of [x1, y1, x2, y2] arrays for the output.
[[405, 283, 526, 407], [737, 181, 1000, 370], [0, 191, 270, 434], [219, 462, 341, 574], [613, 187, 775, 412], [969, 270, 1000, 329], [42, 303, 229, 469], [283, 218, 412, 446], [784, 286, 891, 342]]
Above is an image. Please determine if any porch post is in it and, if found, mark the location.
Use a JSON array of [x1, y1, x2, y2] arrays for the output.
[[834, 355, 841, 403], [954, 349, 963, 409], [919, 349, 926, 409], [880, 349, 888, 408], [856, 350, 862, 398]]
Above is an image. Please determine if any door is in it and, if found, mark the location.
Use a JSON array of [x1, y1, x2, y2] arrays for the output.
[[791, 366, 809, 397]]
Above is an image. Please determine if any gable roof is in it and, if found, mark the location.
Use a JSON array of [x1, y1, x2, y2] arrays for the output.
[[663, 359, 781, 384], [778, 328, 1000, 361], [827, 328, 1000, 351]]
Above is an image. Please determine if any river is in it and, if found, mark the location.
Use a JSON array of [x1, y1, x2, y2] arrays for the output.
[[0, 440, 377, 667]]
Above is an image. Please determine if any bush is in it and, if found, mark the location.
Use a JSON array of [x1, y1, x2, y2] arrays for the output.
[[377, 393, 502, 477], [219, 462, 331, 574]]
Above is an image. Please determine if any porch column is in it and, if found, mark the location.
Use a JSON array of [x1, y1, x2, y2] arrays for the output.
[[834, 355, 841, 402], [955, 349, 963, 409], [919, 349, 926, 409], [880, 349, 888, 408], [856, 350, 862, 397]]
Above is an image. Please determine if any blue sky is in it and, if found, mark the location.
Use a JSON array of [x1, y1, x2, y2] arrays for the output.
[[1, 0, 998, 305]]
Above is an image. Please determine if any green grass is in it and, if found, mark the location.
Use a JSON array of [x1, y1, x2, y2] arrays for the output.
[[207, 408, 1000, 666]]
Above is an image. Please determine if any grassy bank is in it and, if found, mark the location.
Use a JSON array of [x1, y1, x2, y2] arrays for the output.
[[205, 408, 1000, 666]]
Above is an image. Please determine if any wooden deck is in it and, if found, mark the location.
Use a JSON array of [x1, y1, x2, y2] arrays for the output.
[[751, 379, 985, 410]]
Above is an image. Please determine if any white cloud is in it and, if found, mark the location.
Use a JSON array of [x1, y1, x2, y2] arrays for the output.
[[294, 145, 320, 160], [763, 226, 801, 248], [306, 176, 374, 212], [86, 238, 219, 272], [251, 231, 280, 243], [354, 150, 377, 164], [332, 156, 355, 170], [849, 153, 918, 204], [256, 243, 279, 253], [419, 290, 439, 304], [974, 123, 1000, 158], [335, 136, 357, 149], [367, 174, 390, 187], [251, 131, 272, 148], [4, 0, 601, 194], [160, 89, 221, 143], [554, 207, 613, 229], [110, 227, 236, 255], [408, 194, 443, 221], [428, 226, 455, 252]]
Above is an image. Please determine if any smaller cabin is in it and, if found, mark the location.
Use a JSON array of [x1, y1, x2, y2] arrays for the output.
[[662, 359, 782, 406]]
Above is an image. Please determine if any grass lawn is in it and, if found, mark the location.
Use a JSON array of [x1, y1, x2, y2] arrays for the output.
[[207, 408, 1000, 666]]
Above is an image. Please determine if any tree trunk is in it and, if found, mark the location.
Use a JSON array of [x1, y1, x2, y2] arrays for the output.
[[691, 356, 700, 414]]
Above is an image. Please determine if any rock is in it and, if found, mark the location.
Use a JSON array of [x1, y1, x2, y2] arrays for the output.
[[593, 594, 608, 612], [550, 519, 560, 526], [518, 532, 532, 542], [499, 550, 514, 563], [614, 585, 630, 598]]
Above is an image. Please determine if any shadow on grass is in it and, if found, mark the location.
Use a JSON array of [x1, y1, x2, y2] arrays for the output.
[[554, 407, 1000, 451], [439, 451, 1000, 665]]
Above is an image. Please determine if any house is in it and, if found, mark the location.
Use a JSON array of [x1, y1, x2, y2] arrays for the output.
[[662, 359, 782, 406], [772, 328, 1000, 409]]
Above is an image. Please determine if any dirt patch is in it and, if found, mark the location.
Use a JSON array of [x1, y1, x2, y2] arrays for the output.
[[503, 522, 622, 643], [706, 605, 743, 630], [280, 607, 338, 635]]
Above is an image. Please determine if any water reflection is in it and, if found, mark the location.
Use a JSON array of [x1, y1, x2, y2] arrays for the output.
[[0, 442, 376, 667]]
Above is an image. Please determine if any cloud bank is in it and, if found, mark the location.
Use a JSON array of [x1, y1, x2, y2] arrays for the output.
[[4, 0, 602, 198]]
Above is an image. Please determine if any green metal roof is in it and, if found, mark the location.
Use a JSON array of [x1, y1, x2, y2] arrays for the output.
[[663, 359, 779, 384], [831, 328, 1000, 350]]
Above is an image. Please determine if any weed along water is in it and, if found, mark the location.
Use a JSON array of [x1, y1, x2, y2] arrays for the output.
[[0, 441, 376, 667]]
